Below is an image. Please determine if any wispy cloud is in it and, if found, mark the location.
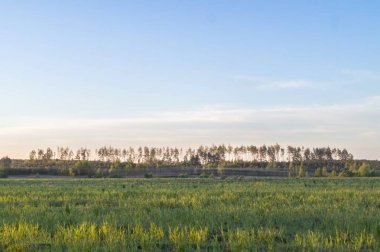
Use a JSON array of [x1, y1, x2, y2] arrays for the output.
[[341, 69, 380, 81], [232, 75, 321, 89], [256, 80, 316, 89], [1, 96, 379, 159], [233, 69, 380, 90]]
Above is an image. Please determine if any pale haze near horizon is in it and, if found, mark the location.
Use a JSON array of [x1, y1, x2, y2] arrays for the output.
[[0, 1, 379, 160]]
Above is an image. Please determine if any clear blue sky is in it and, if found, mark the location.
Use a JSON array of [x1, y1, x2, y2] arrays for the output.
[[1, 1, 379, 159]]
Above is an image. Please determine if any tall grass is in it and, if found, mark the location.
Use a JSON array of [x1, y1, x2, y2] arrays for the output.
[[0, 178, 379, 251]]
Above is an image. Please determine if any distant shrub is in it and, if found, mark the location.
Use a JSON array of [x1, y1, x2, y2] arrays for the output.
[[0, 156, 11, 169], [338, 170, 353, 177], [217, 162, 224, 176], [297, 164, 305, 177], [314, 168, 322, 177], [203, 163, 214, 169], [69, 161, 93, 176], [200, 172, 207, 178], [358, 163, 375, 177], [322, 167, 328, 177], [109, 161, 126, 178], [108, 173, 123, 178], [348, 163, 358, 173], [178, 173, 189, 178], [144, 173, 154, 178], [0, 170, 7, 178], [95, 168, 104, 178]]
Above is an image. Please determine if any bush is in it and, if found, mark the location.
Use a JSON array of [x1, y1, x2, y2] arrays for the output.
[[314, 168, 322, 177], [297, 165, 305, 177], [95, 168, 104, 178], [0, 170, 8, 178], [144, 173, 154, 178], [69, 161, 93, 176], [358, 163, 375, 177], [109, 161, 126, 178], [200, 172, 207, 178], [338, 170, 354, 177], [217, 162, 224, 176], [0, 156, 11, 169], [178, 173, 189, 178], [322, 167, 328, 177]]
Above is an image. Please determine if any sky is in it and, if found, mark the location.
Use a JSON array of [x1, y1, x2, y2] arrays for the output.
[[0, 1, 379, 159]]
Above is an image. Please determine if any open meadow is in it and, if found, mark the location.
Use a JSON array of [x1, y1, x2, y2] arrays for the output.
[[0, 178, 379, 251]]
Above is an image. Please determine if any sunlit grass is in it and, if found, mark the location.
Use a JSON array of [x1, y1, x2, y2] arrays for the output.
[[0, 178, 379, 251]]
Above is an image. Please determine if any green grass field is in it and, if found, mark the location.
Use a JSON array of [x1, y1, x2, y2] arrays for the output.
[[0, 178, 379, 251]]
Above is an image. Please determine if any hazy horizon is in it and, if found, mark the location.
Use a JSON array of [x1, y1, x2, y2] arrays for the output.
[[1, 1, 379, 160]]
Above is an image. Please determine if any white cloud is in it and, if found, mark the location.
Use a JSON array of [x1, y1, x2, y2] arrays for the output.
[[232, 75, 321, 89], [232, 75, 268, 82], [0, 97, 379, 159], [233, 69, 380, 90], [360, 131, 378, 137]]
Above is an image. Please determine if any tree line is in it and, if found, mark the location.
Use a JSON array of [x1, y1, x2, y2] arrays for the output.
[[1, 144, 377, 178], [27, 144, 354, 164]]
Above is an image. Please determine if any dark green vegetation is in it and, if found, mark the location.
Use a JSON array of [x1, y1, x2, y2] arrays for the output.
[[0, 178, 379, 251], [1, 145, 379, 178]]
